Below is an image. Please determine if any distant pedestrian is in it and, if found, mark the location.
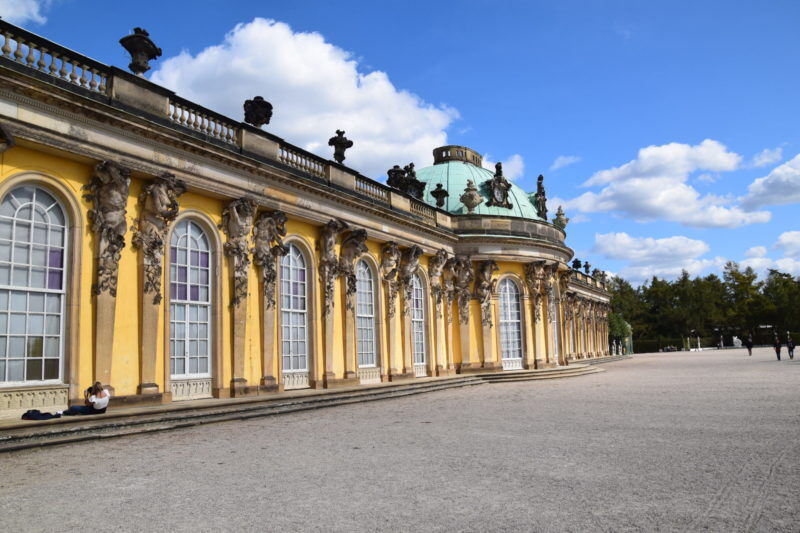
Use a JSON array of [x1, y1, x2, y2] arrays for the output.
[[787, 335, 795, 360], [744, 334, 754, 356], [773, 337, 782, 361]]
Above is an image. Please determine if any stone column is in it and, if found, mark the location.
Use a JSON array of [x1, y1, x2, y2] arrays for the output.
[[428, 249, 449, 376], [380, 242, 407, 380], [339, 228, 368, 384], [82, 161, 131, 393], [451, 255, 475, 372], [522, 294, 536, 369], [318, 218, 350, 387], [399, 245, 422, 376], [252, 210, 289, 392], [220, 198, 256, 397], [475, 260, 499, 370]]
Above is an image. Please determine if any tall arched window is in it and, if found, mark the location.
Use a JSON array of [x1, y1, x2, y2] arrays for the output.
[[281, 243, 308, 389], [410, 273, 427, 377], [355, 260, 376, 368], [0, 185, 67, 384], [169, 220, 212, 381], [499, 278, 523, 370]]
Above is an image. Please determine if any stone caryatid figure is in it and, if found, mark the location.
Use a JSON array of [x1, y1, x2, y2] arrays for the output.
[[428, 248, 449, 315], [243, 96, 273, 128], [252, 210, 289, 309], [119, 28, 162, 76], [459, 179, 483, 214], [220, 198, 256, 307], [583, 261, 591, 274], [319, 218, 350, 317], [532, 174, 548, 220], [132, 173, 187, 304], [474, 260, 499, 327], [452, 254, 474, 325], [524, 260, 547, 323], [381, 241, 402, 318], [328, 130, 353, 165], [552, 205, 569, 230], [83, 161, 132, 296], [338, 228, 369, 309], [399, 245, 423, 316]]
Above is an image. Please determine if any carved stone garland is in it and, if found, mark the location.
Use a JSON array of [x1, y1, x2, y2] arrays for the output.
[[474, 260, 499, 327], [251, 210, 289, 309], [83, 161, 131, 297], [399, 245, 423, 316], [220, 198, 256, 307], [318, 218, 349, 317], [381, 242, 401, 319], [132, 173, 186, 305], [339, 229, 369, 310]]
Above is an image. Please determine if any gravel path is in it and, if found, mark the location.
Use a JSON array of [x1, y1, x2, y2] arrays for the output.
[[2, 347, 799, 532]]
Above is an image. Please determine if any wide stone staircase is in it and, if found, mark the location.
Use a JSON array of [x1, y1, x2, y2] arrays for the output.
[[0, 362, 619, 453]]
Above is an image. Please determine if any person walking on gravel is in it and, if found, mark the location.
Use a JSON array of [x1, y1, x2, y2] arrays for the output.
[[744, 334, 754, 356], [787, 335, 795, 360], [773, 336, 782, 361]]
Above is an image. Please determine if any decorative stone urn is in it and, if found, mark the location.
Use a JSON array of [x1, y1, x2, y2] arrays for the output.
[[459, 179, 483, 214], [119, 28, 162, 75]]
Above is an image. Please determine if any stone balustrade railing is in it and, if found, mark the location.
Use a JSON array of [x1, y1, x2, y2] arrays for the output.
[[168, 96, 239, 145], [355, 176, 390, 203], [278, 144, 326, 178], [410, 198, 436, 224], [0, 19, 109, 94]]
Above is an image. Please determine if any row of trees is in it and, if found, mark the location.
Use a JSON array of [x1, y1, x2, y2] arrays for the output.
[[606, 262, 799, 351]]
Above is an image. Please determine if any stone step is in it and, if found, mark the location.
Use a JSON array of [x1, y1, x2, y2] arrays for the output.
[[480, 365, 603, 383], [578, 355, 633, 365], [0, 377, 484, 453]]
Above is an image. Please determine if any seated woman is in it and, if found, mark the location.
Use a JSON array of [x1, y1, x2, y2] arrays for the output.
[[60, 382, 111, 416]]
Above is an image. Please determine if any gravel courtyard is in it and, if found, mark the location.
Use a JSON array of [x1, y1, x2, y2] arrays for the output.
[[2, 348, 799, 532]]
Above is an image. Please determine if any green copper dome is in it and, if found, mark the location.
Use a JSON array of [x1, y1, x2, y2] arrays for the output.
[[415, 146, 542, 220]]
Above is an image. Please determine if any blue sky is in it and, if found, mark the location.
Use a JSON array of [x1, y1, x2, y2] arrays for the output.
[[4, 0, 800, 283]]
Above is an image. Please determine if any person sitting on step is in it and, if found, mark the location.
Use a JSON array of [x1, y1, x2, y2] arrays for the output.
[[60, 382, 111, 416]]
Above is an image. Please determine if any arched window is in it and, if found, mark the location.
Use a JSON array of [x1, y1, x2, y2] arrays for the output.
[[499, 278, 523, 369], [355, 260, 376, 368], [169, 220, 211, 379], [281, 243, 308, 388], [0, 185, 67, 384], [410, 274, 427, 376]]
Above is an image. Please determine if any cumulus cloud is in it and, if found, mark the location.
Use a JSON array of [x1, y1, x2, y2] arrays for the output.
[[0, 0, 49, 24], [745, 246, 767, 258], [775, 231, 800, 257], [751, 147, 783, 168], [593, 232, 723, 282], [550, 155, 580, 171], [562, 140, 769, 228], [483, 153, 524, 180], [741, 154, 800, 209], [150, 18, 458, 179]]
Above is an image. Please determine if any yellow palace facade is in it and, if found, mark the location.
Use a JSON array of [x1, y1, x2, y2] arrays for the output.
[[0, 21, 609, 415]]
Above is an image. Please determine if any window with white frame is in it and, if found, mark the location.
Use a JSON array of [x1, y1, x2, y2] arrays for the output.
[[410, 274, 426, 365], [281, 243, 308, 372], [169, 220, 212, 378], [0, 185, 67, 384], [499, 278, 523, 360], [356, 260, 376, 367]]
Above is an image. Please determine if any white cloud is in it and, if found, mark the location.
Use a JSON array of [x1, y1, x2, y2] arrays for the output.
[[741, 154, 800, 209], [562, 140, 770, 228], [745, 246, 767, 258], [0, 0, 48, 24], [775, 231, 800, 257], [593, 232, 723, 282], [751, 147, 783, 167], [774, 258, 800, 276], [740, 256, 800, 277], [150, 18, 458, 179], [550, 155, 580, 171], [483, 154, 524, 180]]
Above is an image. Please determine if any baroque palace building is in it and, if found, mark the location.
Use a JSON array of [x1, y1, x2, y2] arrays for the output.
[[0, 21, 609, 414]]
